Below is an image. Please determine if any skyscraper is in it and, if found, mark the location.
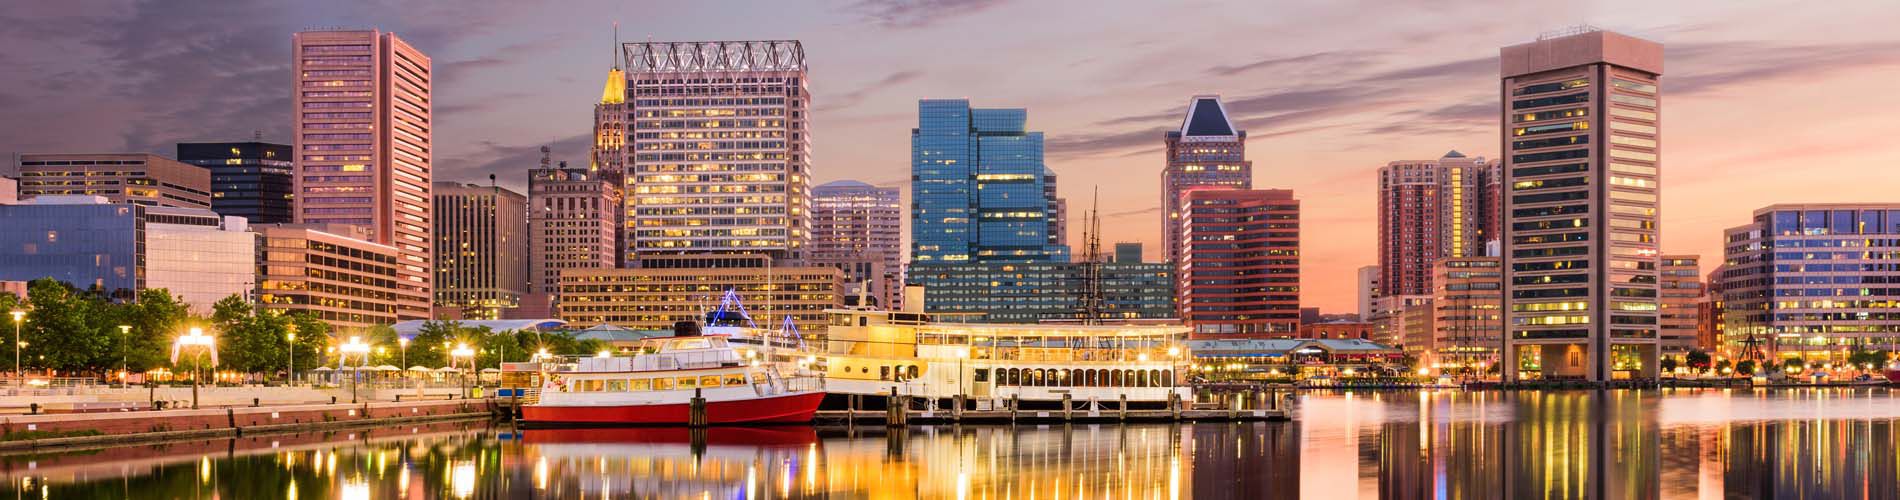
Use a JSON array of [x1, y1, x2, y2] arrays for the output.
[[292, 29, 433, 322], [621, 40, 811, 263], [176, 141, 295, 224], [1499, 28, 1663, 382], [527, 157, 620, 317], [433, 182, 529, 320], [910, 99, 1069, 264], [1658, 255, 1702, 359], [1176, 188, 1300, 338], [811, 180, 903, 307], [1376, 151, 1498, 298], [1719, 204, 1900, 361], [1161, 96, 1251, 265]]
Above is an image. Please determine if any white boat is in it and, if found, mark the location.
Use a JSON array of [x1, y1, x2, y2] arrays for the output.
[[819, 308, 1193, 407], [521, 328, 824, 425]]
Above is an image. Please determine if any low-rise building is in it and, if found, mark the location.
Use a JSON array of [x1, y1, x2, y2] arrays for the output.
[[1659, 255, 1703, 358], [1299, 321, 1374, 340], [1429, 257, 1503, 374], [0, 196, 252, 312], [1720, 204, 1900, 361], [257, 223, 426, 331], [1188, 338, 1404, 381], [908, 261, 1176, 323], [557, 254, 844, 334], [15, 153, 212, 209]]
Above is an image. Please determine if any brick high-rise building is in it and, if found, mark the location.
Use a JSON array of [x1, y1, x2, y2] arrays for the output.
[[1176, 188, 1299, 338], [291, 29, 433, 322], [1161, 96, 1251, 265], [621, 40, 811, 263], [432, 182, 529, 320], [526, 158, 620, 317], [1376, 151, 1498, 298], [1499, 28, 1663, 382]]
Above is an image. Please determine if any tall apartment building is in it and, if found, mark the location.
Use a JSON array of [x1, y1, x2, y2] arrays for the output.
[[811, 180, 903, 308], [291, 29, 433, 322], [1161, 96, 1251, 264], [1357, 265, 1381, 320], [1499, 28, 1664, 382], [1658, 255, 1702, 358], [176, 142, 295, 223], [1376, 150, 1499, 298], [1719, 204, 1900, 360], [1429, 257, 1504, 373], [621, 40, 812, 263], [557, 254, 842, 333], [1176, 188, 1300, 338], [15, 153, 211, 209], [257, 223, 420, 331], [433, 182, 529, 320], [526, 159, 621, 317], [0, 196, 253, 312]]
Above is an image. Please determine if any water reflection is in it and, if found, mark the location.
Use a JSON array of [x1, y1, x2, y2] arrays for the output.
[[1, 388, 1894, 499]]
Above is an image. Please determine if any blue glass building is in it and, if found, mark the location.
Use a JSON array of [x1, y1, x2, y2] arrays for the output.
[[1720, 204, 1900, 360], [0, 199, 143, 297], [911, 99, 1068, 264]]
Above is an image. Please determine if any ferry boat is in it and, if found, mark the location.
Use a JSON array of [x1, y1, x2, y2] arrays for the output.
[[820, 307, 1193, 409], [1886, 361, 1900, 384], [520, 324, 825, 426]]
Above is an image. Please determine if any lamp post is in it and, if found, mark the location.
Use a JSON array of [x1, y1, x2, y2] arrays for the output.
[[286, 331, 296, 386], [170, 327, 217, 409], [340, 336, 370, 404], [9, 310, 24, 382], [117, 325, 131, 385], [398, 337, 409, 392], [451, 343, 475, 399]]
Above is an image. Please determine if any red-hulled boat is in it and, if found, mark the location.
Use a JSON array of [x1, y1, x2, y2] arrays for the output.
[[520, 328, 824, 426], [1885, 362, 1900, 384]]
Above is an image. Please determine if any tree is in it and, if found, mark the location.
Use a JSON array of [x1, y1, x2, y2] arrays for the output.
[[22, 279, 114, 374], [1848, 349, 1893, 370], [405, 320, 460, 369], [1735, 360, 1757, 376], [212, 296, 278, 373], [1660, 357, 1678, 374], [1780, 357, 1806, 373], [1714, 359, 1733, 374], [1684, 350, 1713, 372], [285, 313, 330, 372]]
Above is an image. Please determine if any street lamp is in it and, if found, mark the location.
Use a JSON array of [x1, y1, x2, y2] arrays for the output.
[[170, 327, 217, 409], [397, 337, 410, 392], [285, 331, 296, 386], [9, 310, 24, 382], [340, 336, 370, 403], [451, 343, 475, 399], [117, 325, 131, 385]]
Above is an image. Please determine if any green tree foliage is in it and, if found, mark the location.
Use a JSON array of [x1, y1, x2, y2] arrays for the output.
[[1735, 360, 1757, 376], [1780, 357, 1806, 373], [21, 279, 115, 374], [1659, 357, 1678, 373], [285, 312, 330, 372], [1684, 350, 1713, 372], [118, 289, 194, 373], [1847, 349, 1893, 370]]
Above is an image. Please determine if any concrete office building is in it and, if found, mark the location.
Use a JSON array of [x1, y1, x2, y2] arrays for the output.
[[621, 40, 812, 262], [0, 177, 15, 205], [15, 153, 212, 209], [811, 180, 903, 308], [1176, 188, 1300, 338], [0, 196, 253, 312], [433, 182, 529, 320], [1658, 255, 1702, 358], [1115, 242, 1144, 264], [257, 223, 420, 331], [292, 29, 434, 322], [526, 159, 621, 317], [907, 261, 1175, 323], [557, 254, 842, 333], [1161, 96, 1252, 265], [1719, 204, 1900, 361], [1357, 265, 1381, 321], [1429, 257, 1504, 373], [176, 141, 295, 224], [1499, 28, 1664, 382]]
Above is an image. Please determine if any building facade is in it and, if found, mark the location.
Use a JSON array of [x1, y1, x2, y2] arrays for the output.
[[1357, 265, 1381, 321], [910, 99, 1069, 265], [811, 180, 903, 307], [1376, 151, 1499, 298], [1658, 255, 1702, 357], [257, 223, 419, 331], [1176, 188, 1300, 338], [433, 182, 529, 319], [15, 153, 211, 209], [291, 29, 434, 322], [527, 160, 621, 317], [1719, 204, 1900, 361], [1429, 257, 1503, 373], [1698, 264, 1726, 354], [176, 142, 295, 224], [621, 40, 812, 263], [1114, 242, 1144, 264], [1499, 29, 1664, 382], [557, 254, 842, 333], [0, 196, 253, 311], [1300, 321, 1374, 340], [1161, 96, 1252, 265], [905, 261, 1175, 323]]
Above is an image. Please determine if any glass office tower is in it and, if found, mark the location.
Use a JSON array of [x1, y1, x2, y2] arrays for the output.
[[911, 99, 1069, 264]]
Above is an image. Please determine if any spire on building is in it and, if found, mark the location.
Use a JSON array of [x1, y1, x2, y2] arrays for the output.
[[600, 22, 626, 105]]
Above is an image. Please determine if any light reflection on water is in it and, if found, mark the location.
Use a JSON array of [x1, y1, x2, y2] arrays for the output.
[[3, 388, 1895, 499]]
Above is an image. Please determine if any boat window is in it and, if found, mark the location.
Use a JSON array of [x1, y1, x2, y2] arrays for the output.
[[880, 366, 891, 381], [723, 374, 747, 386], [580, 379, 604, 392], [1058, 369, 1070, 386], [1162, 370, 1172, 386], [654, 378, 675, 391], [631, 378, 651, 391], [859, 316, 868, 327], [605, 379, 627, 392], [700, 375, 723, 388], [677, 377, 699, 390], [972, 369, 989, 383], [906, 365, 920, 380]]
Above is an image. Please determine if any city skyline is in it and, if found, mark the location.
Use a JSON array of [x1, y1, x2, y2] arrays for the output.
[[2, 1, 1898, 311]]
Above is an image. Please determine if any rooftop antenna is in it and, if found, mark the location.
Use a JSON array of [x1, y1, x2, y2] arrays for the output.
[[612, 22, 621, 70], [539, 145, 551, 168]]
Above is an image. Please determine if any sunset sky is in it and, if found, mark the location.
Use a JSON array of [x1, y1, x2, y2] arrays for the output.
[[2, 0, 1897, 312]]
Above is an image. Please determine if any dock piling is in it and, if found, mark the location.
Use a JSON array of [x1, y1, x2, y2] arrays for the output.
[[689, 388, 707, 427], [1062, 393, 1072, 421]]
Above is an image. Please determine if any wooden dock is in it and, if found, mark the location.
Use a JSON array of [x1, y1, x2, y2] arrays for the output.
[[814, 406, 1288, 425]]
